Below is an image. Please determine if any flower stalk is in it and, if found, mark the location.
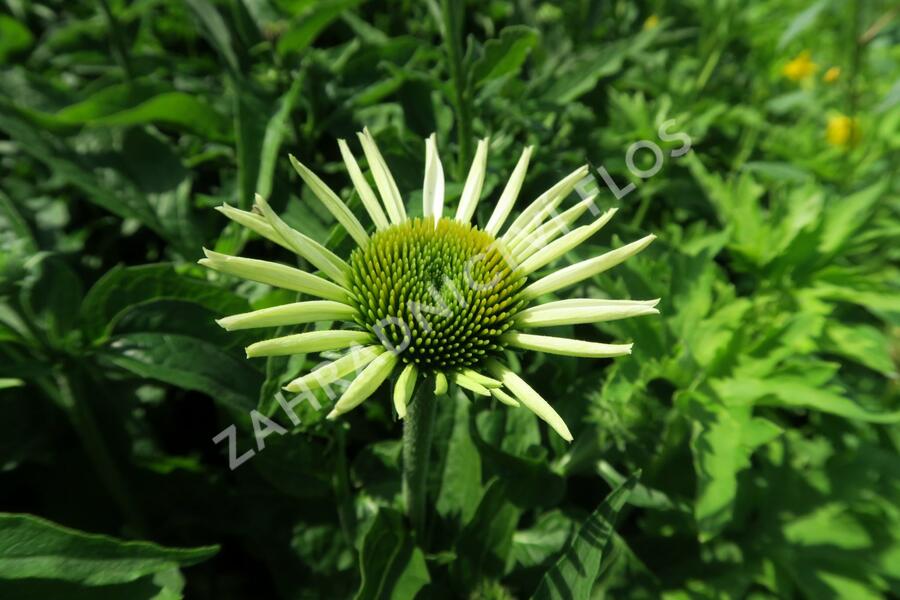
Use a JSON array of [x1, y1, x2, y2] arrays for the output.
[[402, 381, 438, 540]]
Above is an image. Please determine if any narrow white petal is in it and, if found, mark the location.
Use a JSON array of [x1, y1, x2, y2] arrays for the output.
[[254, 194, 349, 286], [518, 208, 618, 275], [284, 345, 384, 392], [501, 165, 589, 241], [485, 146, 533, 235], [486, 359, 572, 441], [515, 299, 660, 328], [458, 368, 502, 389], [328, 350, 398, 418], [491, 387, 520, 407], [455, 137, 489, 224], [338, 139, 390, 230], [246, 329, 373, 358], [451, 371, 490, 396], [509, 194, 598, 260], [357, 127, 407, 224], [422, 134, 445, 224], [288, 154, 370, 248], [199, 249, 350, 303], [434, 372, 448, 395], [393, 363, 418, 419], [215, 204, 289, 249], [523, 234, 656, 299], [217, 301, 357, 331], [502, 331, 632, 358]]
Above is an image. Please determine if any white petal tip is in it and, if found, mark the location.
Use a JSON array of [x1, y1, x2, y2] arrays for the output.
[[326, 409, 340, 420]]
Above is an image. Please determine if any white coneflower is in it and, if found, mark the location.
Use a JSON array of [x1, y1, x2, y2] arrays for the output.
[[201, 128, 658, 442]]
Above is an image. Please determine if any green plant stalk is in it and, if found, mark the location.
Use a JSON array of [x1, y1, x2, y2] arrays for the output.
[[402, 382, 437, 540], [53, 368, 146, 535], [440, 0, 473, 176]]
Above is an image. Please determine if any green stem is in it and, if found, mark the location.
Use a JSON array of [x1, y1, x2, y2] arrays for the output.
[[440, 0, 473, 176], [402, 382, 437, 540], [54, 368, 146, 535]]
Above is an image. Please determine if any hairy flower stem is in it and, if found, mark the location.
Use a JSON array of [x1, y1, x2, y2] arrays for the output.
[[403, 382, 437, 540]]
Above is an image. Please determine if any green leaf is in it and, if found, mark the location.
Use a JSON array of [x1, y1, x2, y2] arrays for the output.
[[778, 0, 830, 49], [102, 333, 261, 412], [530, 472, 639, 600], [41, 83, 230, 140], [818, 181, 887, 257], [0, 15, 33, 63], [822, 321, 896, 376], [435, 392, 482, 522], [471, 26, 538, 87], [0, 512, 217, 586], [684, 392, 782, 540], [712, 377, 900, 424], [19, 254, 83, 347], [256, 77, 303, 199], [81, 264, 249, 342], [277, 0, 361, 55], [451, 479, 520, 586], [354, 509, 430, 600], [184, 0, 241, 75], [512, 510, 575, 568]]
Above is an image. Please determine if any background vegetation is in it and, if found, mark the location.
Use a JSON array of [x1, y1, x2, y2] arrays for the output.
[[1, 0, 898, 597]]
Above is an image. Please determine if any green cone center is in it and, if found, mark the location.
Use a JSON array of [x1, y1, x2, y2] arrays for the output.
[[347, 217, 525, 371]]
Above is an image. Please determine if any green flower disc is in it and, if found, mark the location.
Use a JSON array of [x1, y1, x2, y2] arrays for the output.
[[347, 217, 525, 371]]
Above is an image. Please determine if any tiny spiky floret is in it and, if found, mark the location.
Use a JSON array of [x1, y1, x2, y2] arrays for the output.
[[202, 129, 659, 441], [348, 217, 524, 370]]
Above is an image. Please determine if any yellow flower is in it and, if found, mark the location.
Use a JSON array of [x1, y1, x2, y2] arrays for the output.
[[823, 66, 841, 83], [782, 50, 817, 82], [643, 14, 660, 30], [826, 114, 860, 147]]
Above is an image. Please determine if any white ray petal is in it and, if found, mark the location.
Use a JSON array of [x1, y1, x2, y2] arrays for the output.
[[508, 194, 598, 260], [501, 165, 589, 241], [254, 194, 349, 286], [288, 155, 370, 248], [246, 329, 373, 358], [502, 331, 633, 358], [491, 387, 520, 407], [284, 345, 385, 392], [455, 137, 489, 224], [216, 300, 357, 331], [199, 249, 350, 303], [215, 204, 289, 249], [434, 372, 448, 395], [523, 234, 656, 299], [327, 350, 398, 418], [486, 359, 572, 441], [458, 368, 502, 389], [357, 127, 407, 224], [393, 363, 418, 419], [338, 139, 390, 230], [515, 299, 660, 328], [485, 146, 533, 236], [422, 134, 445, 224], [518, 208, 618, 275], [451, 371, 491, 396]]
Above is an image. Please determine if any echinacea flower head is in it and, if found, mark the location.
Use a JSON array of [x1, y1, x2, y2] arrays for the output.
[[782, 50, 817, 82], [202, 129, 658, 441]]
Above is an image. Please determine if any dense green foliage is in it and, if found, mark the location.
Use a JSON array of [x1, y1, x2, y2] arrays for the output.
[[1, 0, 898, 598]]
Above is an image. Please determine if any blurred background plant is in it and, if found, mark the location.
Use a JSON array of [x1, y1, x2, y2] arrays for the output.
[[0, 0, 898, 598]]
